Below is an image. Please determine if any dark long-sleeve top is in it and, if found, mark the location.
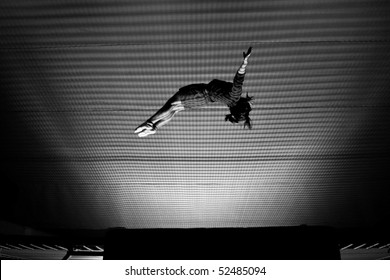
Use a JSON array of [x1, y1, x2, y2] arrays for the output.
[[171, 72, 245, 109]]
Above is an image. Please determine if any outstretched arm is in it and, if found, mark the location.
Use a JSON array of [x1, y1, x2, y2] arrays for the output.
[[231, 47, 252, 101], [238, 46, 252, 74]]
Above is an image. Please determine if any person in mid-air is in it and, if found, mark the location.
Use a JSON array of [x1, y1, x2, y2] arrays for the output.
[[135, 47, 253, 137]]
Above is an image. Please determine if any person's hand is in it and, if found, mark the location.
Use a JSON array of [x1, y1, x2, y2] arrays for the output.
[[243, 47, 252, 60], [134, 122, 157, 137]]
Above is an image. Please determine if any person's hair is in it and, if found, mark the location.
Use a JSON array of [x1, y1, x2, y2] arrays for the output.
[[225, 94, 253, 129]]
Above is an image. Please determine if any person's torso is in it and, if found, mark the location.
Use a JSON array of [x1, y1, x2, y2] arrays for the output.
[[207, 79, 237, 107], [207, 79, 233, 97], [173, 80, 236, 109], [170, 83, 208, 108]]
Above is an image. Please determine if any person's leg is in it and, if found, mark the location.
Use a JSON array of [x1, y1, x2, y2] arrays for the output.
[[134, 98, 184, 137]]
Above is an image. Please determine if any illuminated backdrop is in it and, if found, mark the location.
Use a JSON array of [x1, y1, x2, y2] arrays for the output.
[[1, 0, 389, 231]]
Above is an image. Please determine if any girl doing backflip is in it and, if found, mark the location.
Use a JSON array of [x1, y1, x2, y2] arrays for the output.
[[135, 47, 253, 137]]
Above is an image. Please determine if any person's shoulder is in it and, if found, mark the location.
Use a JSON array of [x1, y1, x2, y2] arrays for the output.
[[207, 80, 233, 97]]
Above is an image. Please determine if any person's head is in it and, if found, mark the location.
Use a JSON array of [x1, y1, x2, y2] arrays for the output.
[[225, 94, 253, 129]]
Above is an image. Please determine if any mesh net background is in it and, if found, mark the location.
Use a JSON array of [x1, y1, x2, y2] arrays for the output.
[[1, 0, 389, 230]]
